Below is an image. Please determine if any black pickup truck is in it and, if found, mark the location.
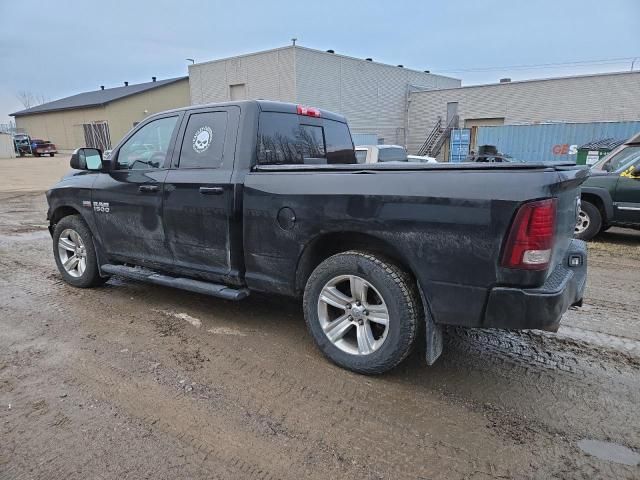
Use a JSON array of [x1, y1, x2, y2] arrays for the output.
[[46, 100, 588, 374]]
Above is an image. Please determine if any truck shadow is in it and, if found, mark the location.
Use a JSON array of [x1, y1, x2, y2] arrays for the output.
[[593, 227, 640, 245]]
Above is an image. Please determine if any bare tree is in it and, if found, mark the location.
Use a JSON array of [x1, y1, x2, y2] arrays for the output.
[[16, 91, 49, 109]]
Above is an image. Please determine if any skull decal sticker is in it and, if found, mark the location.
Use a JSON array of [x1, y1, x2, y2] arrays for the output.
[[192, 126, 213, 153]]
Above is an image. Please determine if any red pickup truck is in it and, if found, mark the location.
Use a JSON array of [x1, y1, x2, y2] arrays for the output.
[[31, 138, 58, 157]]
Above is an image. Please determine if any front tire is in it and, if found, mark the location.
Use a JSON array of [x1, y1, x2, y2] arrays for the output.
[[49, 153, 55, 157], [575, 200, 602, 241], [303, 251, 419, 375], [53, 215, 106, 288]]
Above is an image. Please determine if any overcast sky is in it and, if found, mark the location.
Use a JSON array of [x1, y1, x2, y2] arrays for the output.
[[1, 0, 639, 123]]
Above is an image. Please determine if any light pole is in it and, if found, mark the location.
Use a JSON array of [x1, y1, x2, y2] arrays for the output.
[[186, 58, 195, 65]]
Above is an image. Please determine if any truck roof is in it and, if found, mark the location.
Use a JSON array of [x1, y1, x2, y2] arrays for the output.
[[154, 100, 348, 123]]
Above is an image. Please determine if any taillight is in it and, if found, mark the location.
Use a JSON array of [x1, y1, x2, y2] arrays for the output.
[[297, 104, 321, 117], [501, 198, 557, 270]]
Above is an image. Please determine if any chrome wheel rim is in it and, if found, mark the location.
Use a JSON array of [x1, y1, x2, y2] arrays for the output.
[[58, 228, 87, 278], [575, 209, 590, 235], [317, 275, 389, 355]]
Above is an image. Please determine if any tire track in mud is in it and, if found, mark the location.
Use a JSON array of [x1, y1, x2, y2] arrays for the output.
[[1, 266, 524, 479]]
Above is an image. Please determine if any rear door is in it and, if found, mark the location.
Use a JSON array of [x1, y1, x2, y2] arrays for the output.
[[162, 106, 240, 282], [92, 113, 181, 267]]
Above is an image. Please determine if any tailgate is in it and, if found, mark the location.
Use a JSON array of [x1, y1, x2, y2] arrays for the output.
[[548, 165, 589, 274]]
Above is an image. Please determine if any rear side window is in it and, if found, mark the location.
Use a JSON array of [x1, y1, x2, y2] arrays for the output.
[[257, 112, 355, 165], [178, 111, 228, 169]]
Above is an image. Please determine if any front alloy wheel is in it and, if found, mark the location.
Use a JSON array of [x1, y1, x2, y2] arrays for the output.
[[52, 214, 107, 288], [57, 228, 87, 278]]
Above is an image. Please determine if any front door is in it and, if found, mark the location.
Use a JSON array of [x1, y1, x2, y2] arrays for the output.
[[163, 106, 240, 282], [93, 114, 181, 267], [613, 158, 640, 224]]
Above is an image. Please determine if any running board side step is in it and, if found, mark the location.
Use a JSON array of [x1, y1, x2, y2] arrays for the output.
[[100, 264, 250, 301]]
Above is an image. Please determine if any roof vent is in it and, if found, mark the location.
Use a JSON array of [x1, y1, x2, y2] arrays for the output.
[[499, 78, 511, 83], [365, 58, 373, 61], [124, 81, 129, 86], [397, 64, 404, 68], [424, 70, 430, 73], [100, 85, 105, 90], [152, 76, 156, 82], [326, 49, 335, 53]]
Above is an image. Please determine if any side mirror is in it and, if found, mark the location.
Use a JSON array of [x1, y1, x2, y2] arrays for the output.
[[70, 148, 103, 170]]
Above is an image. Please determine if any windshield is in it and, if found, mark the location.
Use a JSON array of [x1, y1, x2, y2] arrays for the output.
[[592, 145, 640, 173]]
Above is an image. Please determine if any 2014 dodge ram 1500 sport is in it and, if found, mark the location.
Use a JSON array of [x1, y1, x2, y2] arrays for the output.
[[47, 100, 588, 374]]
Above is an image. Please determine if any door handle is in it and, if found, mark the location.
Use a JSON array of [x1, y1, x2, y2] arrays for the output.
[[199, 187, 224, 195], [139, 185, 159, 193]]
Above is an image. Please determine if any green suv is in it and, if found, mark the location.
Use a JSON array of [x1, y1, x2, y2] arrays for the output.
[[576, 135, 640, 240]]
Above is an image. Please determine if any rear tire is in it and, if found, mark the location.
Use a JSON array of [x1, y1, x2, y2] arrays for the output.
[[49, 153, 55, 157], [575, 200, 602, 241], [53, 215, 107, 288], [303, 250, 419, 375]]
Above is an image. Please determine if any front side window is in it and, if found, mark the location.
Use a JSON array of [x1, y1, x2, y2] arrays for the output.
[[178, 111, 228, 169], [592, 146, 640, 173], [117, 116, 178, 170]]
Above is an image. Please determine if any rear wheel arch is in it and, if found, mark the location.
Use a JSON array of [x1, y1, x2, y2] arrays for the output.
[[581, 188, 612, 224], [295, 232, 418, 296], [295, 231, 435, 329]]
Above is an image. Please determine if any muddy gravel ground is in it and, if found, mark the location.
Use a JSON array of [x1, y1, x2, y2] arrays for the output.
[[1, 167, 639, 478]]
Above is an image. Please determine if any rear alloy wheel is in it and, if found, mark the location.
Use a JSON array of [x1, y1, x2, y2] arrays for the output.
[[303, 251, 419, 375], [318, 274, 390, 356], [574, 200, 602, 241]]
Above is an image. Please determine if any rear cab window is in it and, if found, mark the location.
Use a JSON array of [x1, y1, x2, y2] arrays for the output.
[[257, 112, 356, 165], [377, 147, 408, 162]]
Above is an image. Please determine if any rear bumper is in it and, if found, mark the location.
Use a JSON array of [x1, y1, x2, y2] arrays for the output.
[[483, 239, 587, 331]]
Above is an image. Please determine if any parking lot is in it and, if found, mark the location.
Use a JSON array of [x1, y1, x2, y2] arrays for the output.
[[1, 156, 639, 479]]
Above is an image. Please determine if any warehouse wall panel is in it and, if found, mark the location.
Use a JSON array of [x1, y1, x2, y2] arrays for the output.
[[407, 72, 640, 154]]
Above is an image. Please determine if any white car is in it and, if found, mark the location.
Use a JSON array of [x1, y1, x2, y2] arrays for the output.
[[407, 154, 437, 163], [355, 145, 408, 163]]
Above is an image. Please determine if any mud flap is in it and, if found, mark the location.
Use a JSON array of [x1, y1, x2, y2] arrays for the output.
[[425, 311, 443, 365], [418, 283, 443, 365]]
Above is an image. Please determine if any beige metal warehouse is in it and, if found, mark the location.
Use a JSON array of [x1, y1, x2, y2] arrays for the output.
[[11, 77, 190, 151], [189, 45, 461, 145], [407, 71, 640, 157]]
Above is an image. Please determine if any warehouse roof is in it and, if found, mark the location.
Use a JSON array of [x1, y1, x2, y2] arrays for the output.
[[410, 70, 640, 93], [191, 45, 459, 81], [11, 77, 188, 117]]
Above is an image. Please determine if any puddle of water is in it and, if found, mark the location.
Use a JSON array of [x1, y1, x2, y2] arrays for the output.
[[578, 439, 640, 466]]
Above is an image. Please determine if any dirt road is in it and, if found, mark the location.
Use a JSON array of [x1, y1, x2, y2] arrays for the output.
[[1, 159, 639, 479]]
